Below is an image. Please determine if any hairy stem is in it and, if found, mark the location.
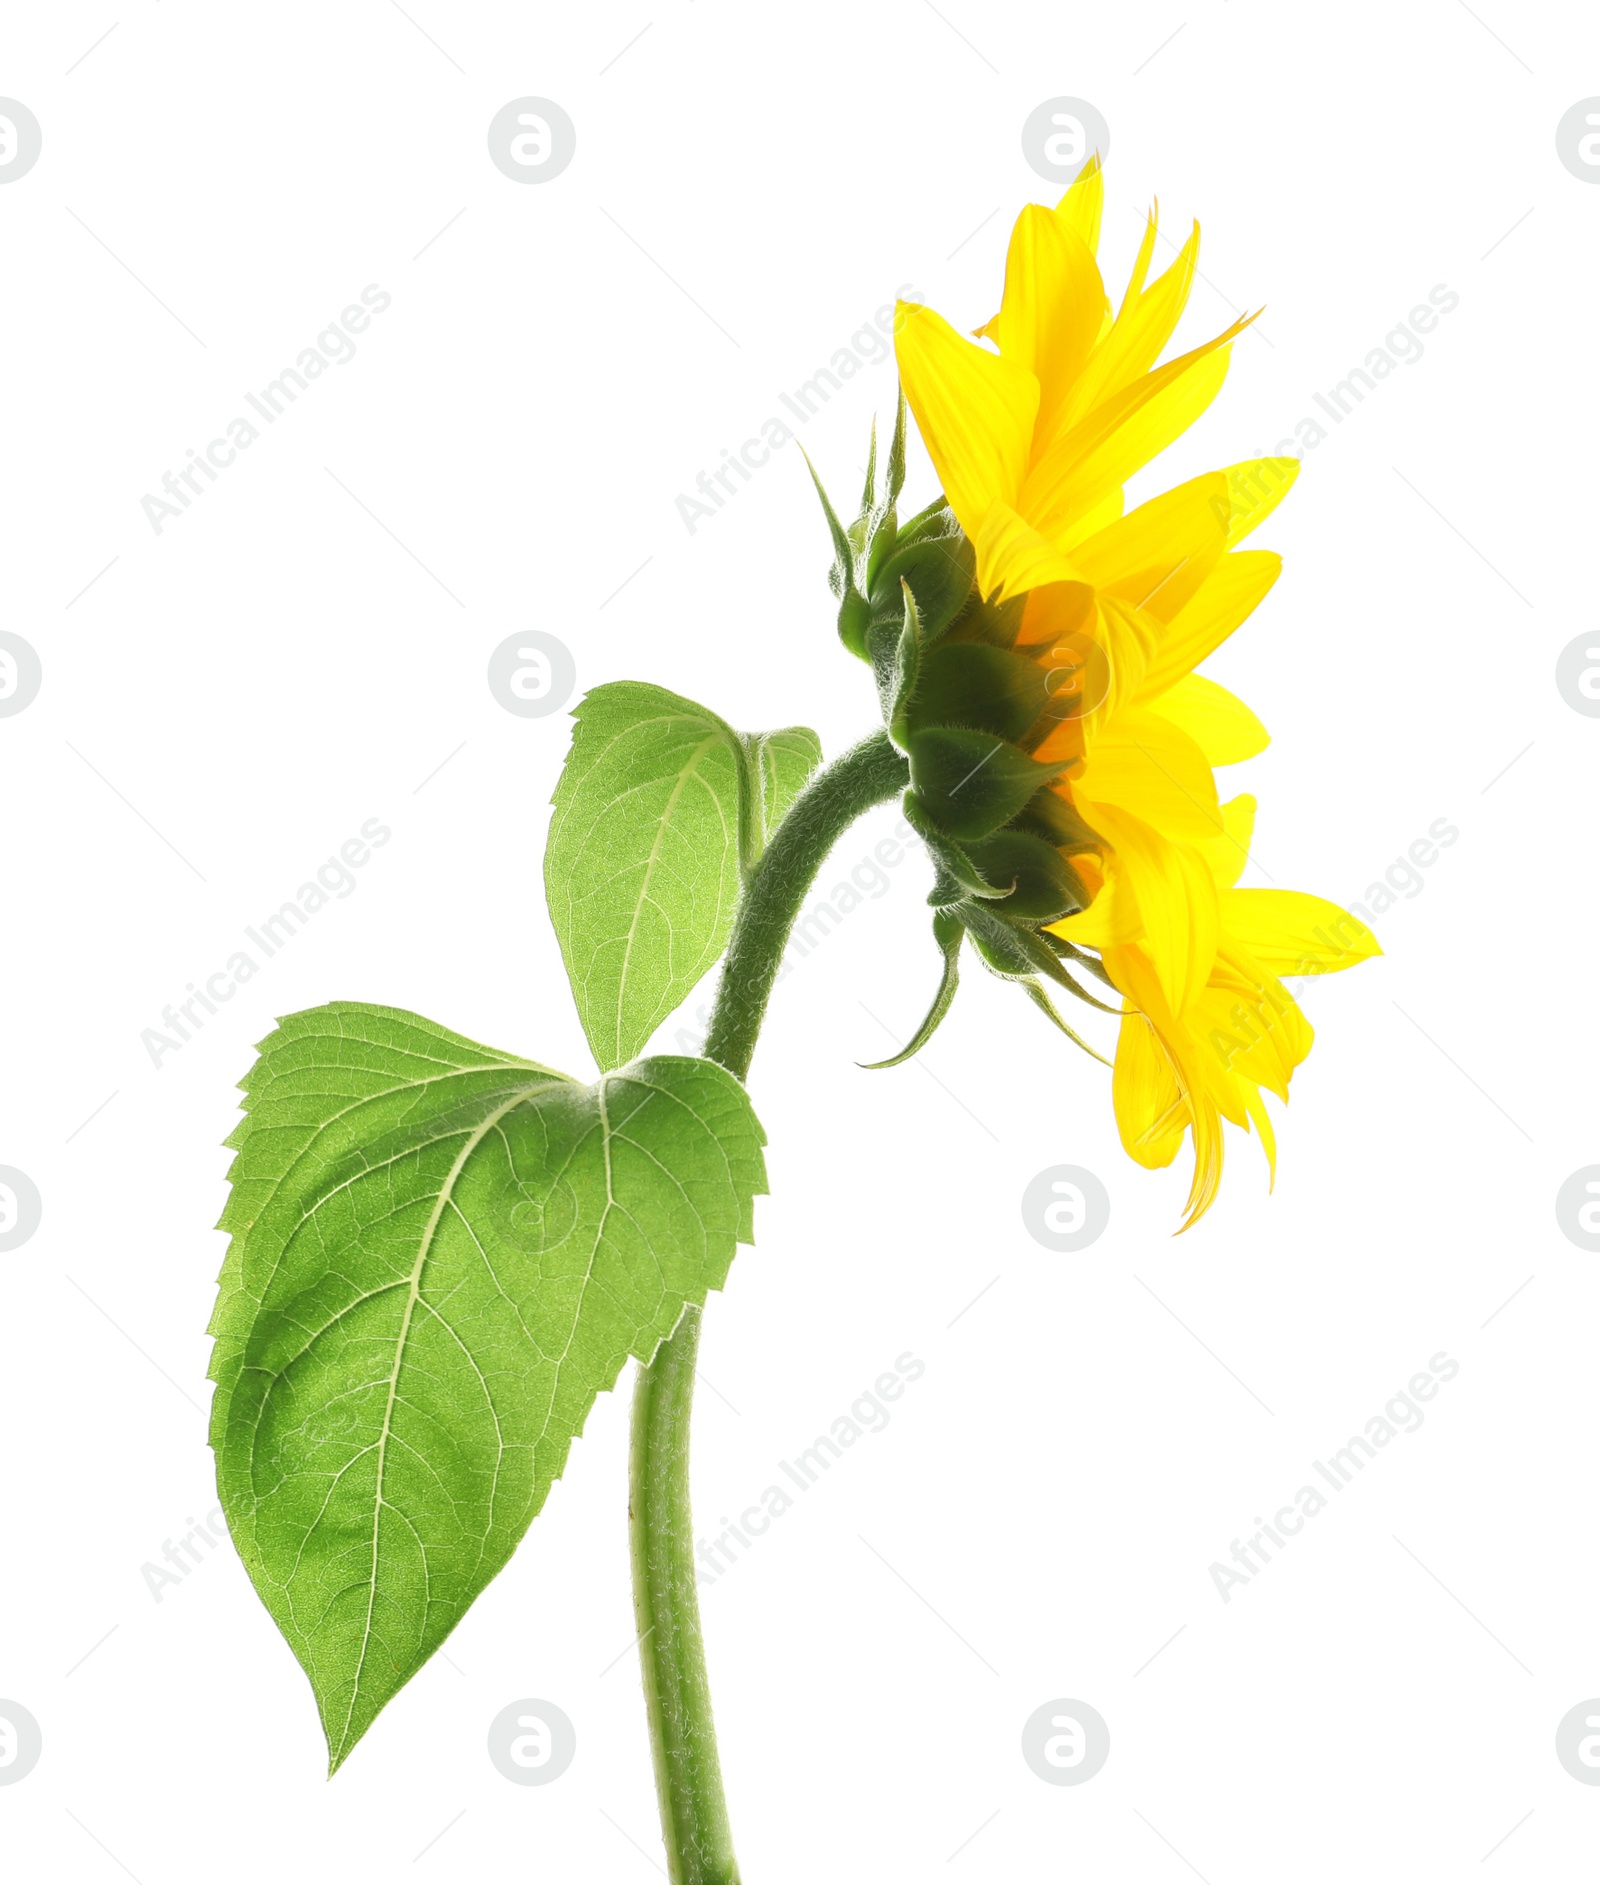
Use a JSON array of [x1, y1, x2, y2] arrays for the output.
[[705, 732, 911, 1081], [630, 730, 910, 1882]]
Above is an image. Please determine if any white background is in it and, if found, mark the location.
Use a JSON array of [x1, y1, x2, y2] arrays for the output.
[[1, 2, 1596, 1878]]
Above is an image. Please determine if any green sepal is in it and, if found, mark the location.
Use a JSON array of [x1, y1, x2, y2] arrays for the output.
[[803, 446, 853, 593], [860, 909, 964, 1069], [951, 586, 1028, 653], [839, 589, 873, 660], [1021, 788, 1102, 856], [803, 446, 872, 659], [959, 902, 1122, 1014], [886, 580, 922, 751], [905, 728, 1067, 841], [869, 508, 975, 644], [900, 791, 1013, 904], [902, 642, 1052, 745], [965, 828, 1090, 922], [1020, 978, 1113, 1066], [1038, 926, 1120, 991], [886, 387, 908, 507], [859, 414, 878, 516], [864, 391, 910, 594]]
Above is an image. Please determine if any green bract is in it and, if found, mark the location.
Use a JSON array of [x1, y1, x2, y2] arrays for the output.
[[209, 1003, 766, 1771], [806, 400, 1118, 1071]]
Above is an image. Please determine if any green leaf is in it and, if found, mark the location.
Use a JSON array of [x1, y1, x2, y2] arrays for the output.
[[208, 1002, 767, 1773], [744, 725, 823, 853], [546, 681, 745, 1071]]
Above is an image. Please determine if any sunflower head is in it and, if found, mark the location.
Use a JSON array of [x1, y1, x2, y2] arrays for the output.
[[813, 160, 1380, 1223]]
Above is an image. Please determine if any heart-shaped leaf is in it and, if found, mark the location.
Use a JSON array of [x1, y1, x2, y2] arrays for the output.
[[207, 1002, 766, 1771], [545, 681, 747, 1071]]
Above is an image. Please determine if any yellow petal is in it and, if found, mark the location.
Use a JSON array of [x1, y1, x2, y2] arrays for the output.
[[1048, 891, 1119, 953], [1069, 473, 1230, 623], [1075, 708, 1225, 845], [1198, 949, 1313, 1102], [1240, 1084, 1278, 1188], [1118, 204, 1158, 314], [1061, 221, 1203, 427], [1137, 549, 1280, 700], [1194, 793, 1256, 890], [894, 302, 1039, 541], [1217, 889, 1381, 974], [1112, 1011, 1186, 1169], [1014, 574, 1097, 649], [1056, 154, 1105, 257], [1088, 809, 1220, 1015], [1055, 485, 1124, 549], [1148, 673, 1270, 765], [1104, 940, 1224, 1226], [973, 500, 1085, 603], [1081, 596, 1159, 725], [1019, 330, 1242, 543], [993, 206, 1104, 437], [1222, 457, 1298, 544]]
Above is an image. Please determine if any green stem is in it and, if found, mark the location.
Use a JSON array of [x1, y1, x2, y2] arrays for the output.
[[630, 730, 910, 1883], [706, 732, 911, 1081]]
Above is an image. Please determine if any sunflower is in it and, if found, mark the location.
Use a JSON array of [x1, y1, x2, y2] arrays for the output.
[[869, 161, 1377, 1225]]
